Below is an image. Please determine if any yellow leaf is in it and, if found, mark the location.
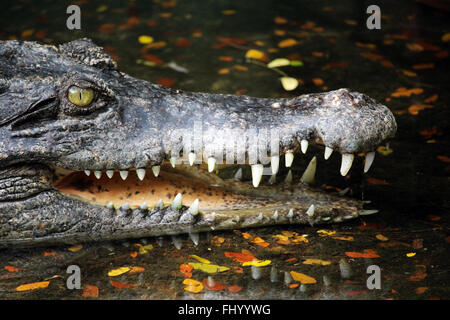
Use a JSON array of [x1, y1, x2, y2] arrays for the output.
[[280, 77, 299, 91], [242, 260, 271, 267], [188, 263, 230, 274], [406, 252, 416, 257], [135, 243, 153, 254], [138, 35, 154, 44], [16, 281, 50, 291], [183, 279, 203, 293], [317, 229, 336, 236], [303, 259, 331, 266], [245, 49, 265, 60], [278, 38, 298, 48], [290, 271, 317, 284], [108, 267, 131, 277], [376, 234, 389, 241], [189, 255, 211, 264], [267, 58, 290, 68], [377, 145, 393, 156], [68, 245, 83, 252], [442, 33, 450, 42]]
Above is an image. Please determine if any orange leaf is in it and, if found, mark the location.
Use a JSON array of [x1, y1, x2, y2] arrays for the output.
[[202, 278, 226, 291], [218, 68, 230, 75], [391, 87, 423, 98], [183, 279, 203, 293], [180, 263, 194, 273], [408, 104, 433, 115], [4, 265, 20, 272], [332, 236, 354, 241], [175, 38, 191, 48], [224, 251, 256, 263], [241, 232, 252, 239], [401, 69, 417, 77], [290, 271, 317, 284], [157, 77, 175, 88], [68, 245, 83, 252], [44, 251, 56, 256], [129, 251, 138, 258], [219, 56, 233, 62], [16, 281, 50, 291], [366, 177, 390, 185], [278, 38, 298, 48], [110, 280, 134, 289], [312, 78, 324, 86], [227, 284, 243, 293], [360, 52, 383, 61], [98, 24, 115, 34], [424, 94, 438, 103], [412, 63, 435, 70], [129, 266, 145, 274], [289, 283, 299, 288], [415, 287, 428, 294], [274, 16, 288, 24], [143, 54, 164, 65], [437, 155, 450, 163], [252, 236, 270, 247], [345, 249, 380, 258], [82, 285, 99, 298]]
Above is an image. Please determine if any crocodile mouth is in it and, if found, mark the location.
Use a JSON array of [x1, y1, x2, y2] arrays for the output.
[[52, 146, 376, 223]]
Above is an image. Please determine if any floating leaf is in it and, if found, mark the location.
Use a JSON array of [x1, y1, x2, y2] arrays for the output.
[[108, 267, 131, 277], [129, 266, 145, 274], [96, 5, 108, 13], [317, 229, 336, 236], [415, 287, 428, 294], [188, 262, 230, 274], [4, 265, 20, 272], [222, 10, 236, 15], [82, 285, 99, 298], [44, 251, 56, 256], [312, 78, 324, 86], [68, 245, 83, 252], [274, 16, 288, 24], [110, 280, 134, 289], [245, 49, 265, 60], [157, 77, 175, 88], [224, 250, 256, 263], [303, 259, 331, 266], [406, 252, 416, 258], [175, 38, 191, 47], [252, 236, 270, 247], [227, 284, 243, 293], [412, 63, 434, 70], [408, 104, 433, 115], [366, 177, 390, 185], [242, 260, 271, 267], [437, 155, 450, 163], [391, 87, 423, 98], [442, 33, 450, 42], [409, 272, 427, 282], [189, 255, 211, 264], [376, 234, 389, 241], [129, 251, 138, 258], [290, 60, 304, 67], [16, 281, 50, 292], [134, 243, 153, 254], [332, 236, 354, 241], [183, 279, 203, 293], [345, 249, 380, 258], [267, 58, 290, 68], [280, 77, 299, 91], [202, 278, 226, 291], [290, 271, 317, 284], [241, 232, 252, 239], [278, 38, 298, 48]]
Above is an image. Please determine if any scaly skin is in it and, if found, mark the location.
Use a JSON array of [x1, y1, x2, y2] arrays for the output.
[[0, 39, 396, 247]]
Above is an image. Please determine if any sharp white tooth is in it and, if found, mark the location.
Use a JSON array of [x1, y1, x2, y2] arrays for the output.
[[287, 208, 294, 218], [106, 202, 115, 209], [170, 156, 177, 168], [285, 152, 294, 167], [121, 203, 130, 210], [301, 139, 308, 154], [208, 157, 216, 172], [210, 212, 216, 222], [188, 152, 196, 166], [94, 171, 102, 179], [306, 204, 315, 217], [324, 147, 333, 160], [364, 152, 375, 173], [84, 170, 91, 176], [271, 155, 279, 174], [188, 199, 199, 215], [136, 168, 146, 181], [152, 166, 160, 177], [300, 156, 317, 184], [140, 202, 148, 210], [340, 153, 354, 176], [156, 199, 164, 209], [189, 232, 199, 246], [171, 193, 182, 209], [106, 170, 114, 179], [119, 170, 129, 180], [272, 210, 279, 220], [284, 169, 292, 184], [233, 168, 243, 180], [257, 212, 263, 222], [251, 164, 263, 188]]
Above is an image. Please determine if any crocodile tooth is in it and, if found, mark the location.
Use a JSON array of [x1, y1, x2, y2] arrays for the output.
[[284, 271, 293, 285], [94, 171, 102, 179], [305, 204, 315, 217], [189, 232, 199, 246], [121, 203, 130, 210], [284, 169, 292, 184], [251, 264, 262, 280], [251, 164, 263, 188], [270, 266, 278, 283], [170, 156, 177, 168], [300, 156, 317, 184], [171, 235, 182, 250], [233, 168, 243, 181], [340, 153, 354, 176], [156, 199, 164, 209], [268, 174, 276, 185], [136, 168, 146, 181], [359, 209, 379, 216], [119, 170, 129, 180], [207, 157, 216, 172], [271, 155, 279, 174], [171, 193, 182, 209], [301, 139, 309, 154], [139, 202, 148, 210], [285, 151, 294, 167], [188, 199, 199, 215], [210, 212, 216, 222], [106, 202, 115, 209], [257, 212, 263, 222], [106, 170, 114, 179], [287, 208, 294, 219], [188, 152, 196, 166], [152, 166, 160, 177], [84, 170, 91, 176], [324, 147, 333, 160], [364, 151, 375, 173], [272, 210, 279, 221]]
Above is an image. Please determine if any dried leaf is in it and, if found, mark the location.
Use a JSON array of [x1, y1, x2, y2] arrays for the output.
[[290, 271, 317, 284], [242, 260, 271, 267], [227, 284, 243, 293], [16, 281, 50, 291], [110, 280, 133, 289], [303, 259, 331, 266], [108, 267, 131, 277], [317, 229, 336, 236], [82, 285, 99, 298], [412, 63, 435, 70], [274, 16, 288, 24], [188, 262, 230, 274], [183, 279, 203, 293], [129, 266, 145, 274], [280, 77, 299, 91], [366, 177, 390, 185], [408, 104, 433, 115], [224, 251, 256, 263], [68, 245, 83, 252], [278, 38, 298, 48], [245, 49, 265, 60], [4, 265, 20, 272], [391, 87, 423, 98], [332, 236, 354, 241], [415, 287, 428, 294], [252, 236, 270, 247], [409, 272, 427, 282], [377, 145, 393, 156], [44, 251, 56, 256], [157, 77, 175, 88], [189, 255, 211, 264], [437, 155, 450, 163], [135, 243, 154, 254], [376, 234, 389, 241], [345, 249, 380, 258], [312, 78, 324, 86], [202, 278, 226, 291]]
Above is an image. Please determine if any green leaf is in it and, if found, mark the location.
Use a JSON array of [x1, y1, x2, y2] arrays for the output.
[[290, 60, 304, 67]]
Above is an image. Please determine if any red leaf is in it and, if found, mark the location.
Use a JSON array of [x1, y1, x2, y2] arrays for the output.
[[157, 77, 175, 88], [227, 284, 243, 293], [345, 249, 380, 258], [110, 280, 134, 289], [224, 251, 256, 263], [202, 278, 226, 291]]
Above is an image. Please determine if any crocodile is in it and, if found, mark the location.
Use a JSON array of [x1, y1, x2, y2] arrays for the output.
[[0, 39, 396, 247]]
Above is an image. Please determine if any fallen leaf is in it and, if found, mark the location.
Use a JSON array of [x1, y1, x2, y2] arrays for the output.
[[278, 38, 298, 48], [252, 236, 270, 247], [360, 52, 383, 61], [110, 280, 134, 289], [290, 271, 317, 284], [406, 43, 424, 52], [135, 243, 154, 254], [280, 77, 299, 91], [175, 38, 191, 47], [157, 77, 175, 88], [312, 51, 324, 57], [129, 251, 138, 258], [108, 267, 131, 277], [409, 272, 427, 282], [377, 145, 393, 156], [219, 56, 233, 62], [381, 60, 394, 68], [437, 155, 450, 163], [4, 265, 20, 272], [245, 49, 265, 60], [98, 24, 114, 34], [241, 232, 252, 239], [242, 260, 271, 267], [391, 87, 423, 98], [227, 284, 243, 293], [183, 279, 203, 293], [129, 266, 145, 274], [222, 10, 236, 15], [345, 249, 380, 258], [233, 64, 249, 71], [267, 58, 290, 68], [412, 63, 435, 70], [82, 285, 99, 298], [188, 262, 230, 274], [332, 236, 354, 241], [408, 104, 433, 115], [401, 69, 417, 77], [68, 245, 83, 252], [218, 68, 230, 75], [44, 251, 56, 256], [415, 287, 428, 294], [356, 42, 377, 50], [424, 94, 438, 103], [290, 60, 304, 67], [143, 54, 163, 65], [406, 252, 416, 257], [344, 19, 357, 26], [274, 16, 288, 24], [224, 251, 257, 263], [303, 259, 331, 266], [376, 234, 389, 241], [317, 229, 336, 236], [312, 78, 324, 86], [202, 278, 226, 291], [289, 283, 300, 288], [189, 255, 211, 264], [138, 35, 154, 44], [16, 281, 50, 292]]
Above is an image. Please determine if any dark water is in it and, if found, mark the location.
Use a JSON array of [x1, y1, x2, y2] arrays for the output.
[[0, 0, 448, 300]]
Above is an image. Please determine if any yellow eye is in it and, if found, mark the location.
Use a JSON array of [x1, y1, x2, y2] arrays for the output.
[[67, 86, 94, 107]]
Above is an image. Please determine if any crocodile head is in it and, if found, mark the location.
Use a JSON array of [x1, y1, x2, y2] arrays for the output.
[[0, 39, 396, 247]]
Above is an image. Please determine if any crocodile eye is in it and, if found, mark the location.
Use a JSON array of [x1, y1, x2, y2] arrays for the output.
[[67, 86, 95, 107]]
